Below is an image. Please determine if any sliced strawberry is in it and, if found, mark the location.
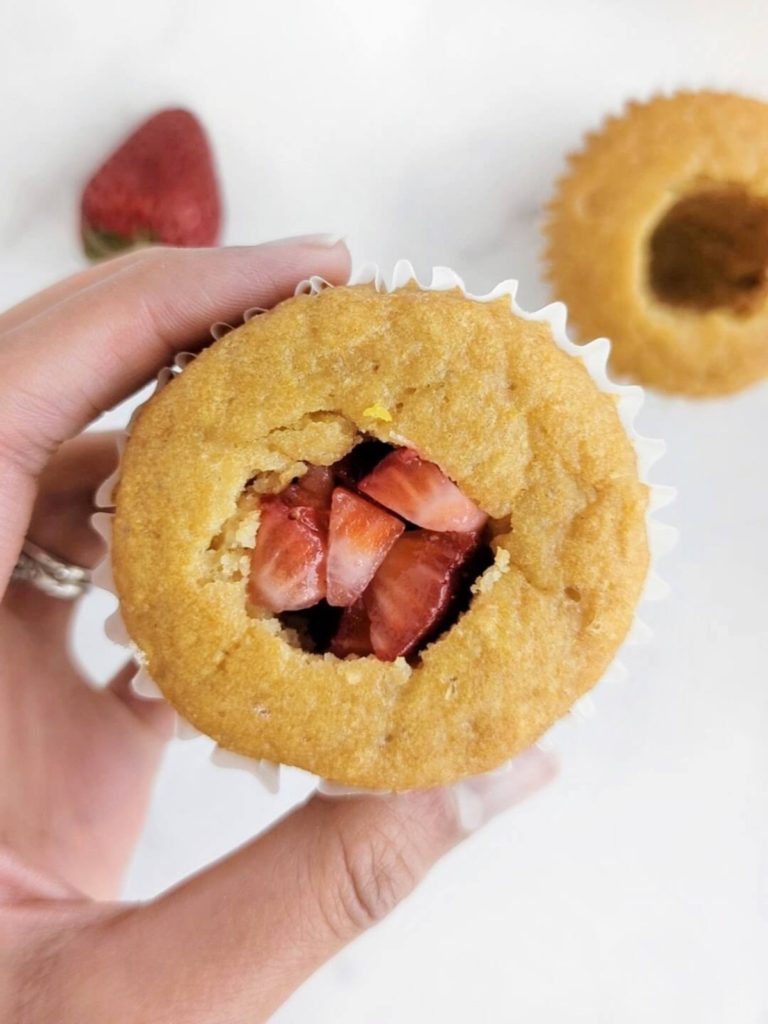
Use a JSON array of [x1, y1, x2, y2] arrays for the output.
[[358, 448, 487, 533], [326, 488, 404, 607], [364, 530, 477, 661], [248, 497, 327, 612], [333, 440, 393, 489], [282, 465, 334, 511], [330, 599, 373, 658]]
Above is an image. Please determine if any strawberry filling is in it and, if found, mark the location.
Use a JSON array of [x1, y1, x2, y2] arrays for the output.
[[330, 599, 374, 658], [365, 530, 480, 660], [248, 441, 491, 662], [359, 448, 488, 532], [326, 488, 405, 606], [248, 498, 327, 612], [281, 465, 335, 511]]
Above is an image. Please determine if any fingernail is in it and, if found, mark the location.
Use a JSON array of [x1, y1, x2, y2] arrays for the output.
[[451, 747, 559, 833], [262, 233, 347, 249]]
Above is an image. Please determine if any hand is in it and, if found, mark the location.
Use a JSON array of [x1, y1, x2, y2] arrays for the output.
[[0, 241, 556, 1023]]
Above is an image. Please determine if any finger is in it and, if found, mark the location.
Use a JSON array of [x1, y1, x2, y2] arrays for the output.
[[0, 248, 155, 336], [3, 431, 119, 623], [74, 749, 557, 1023], [0, 237, 350, 591], [8, 433, 174, 742], [26, 430, 120, 567], [0, 238, 349, 466], [0, 843, 84, 904], [105, 661, 176, 740]]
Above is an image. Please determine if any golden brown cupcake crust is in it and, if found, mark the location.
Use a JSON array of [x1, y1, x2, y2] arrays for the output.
[[545, 91, 768, 396], [113, 283, 649, 790]]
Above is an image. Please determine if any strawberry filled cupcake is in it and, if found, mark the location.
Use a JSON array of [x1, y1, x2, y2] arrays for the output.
[[112, 270, 651, 790]]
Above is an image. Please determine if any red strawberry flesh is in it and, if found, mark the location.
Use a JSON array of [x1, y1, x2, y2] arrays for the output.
[[81, 108, 221, 259], [282, 465, 334, 511], [359, 448, 487, 533], [247, 444, 490, 660], [248, 498, 327, 612], [364, 530, 478, 661], [326, 488, 404, 607], [330, 599, 373, 658]]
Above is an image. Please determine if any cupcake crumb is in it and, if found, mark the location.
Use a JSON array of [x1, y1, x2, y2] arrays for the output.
[[363, 402, 393, 422], [472, 547, 511, 595]]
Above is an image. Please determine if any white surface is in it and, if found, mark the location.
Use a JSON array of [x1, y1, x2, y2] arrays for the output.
[[2, 1, 767, 1021]]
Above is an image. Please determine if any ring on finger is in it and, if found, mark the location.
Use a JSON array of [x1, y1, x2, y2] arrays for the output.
[[11, 539, 92, 599]]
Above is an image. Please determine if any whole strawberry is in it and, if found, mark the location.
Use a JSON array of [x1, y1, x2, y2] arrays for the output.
[[80, 108, 222, 260]]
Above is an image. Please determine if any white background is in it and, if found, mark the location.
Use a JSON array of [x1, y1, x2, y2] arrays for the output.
[[1, 1, 767, 1020]]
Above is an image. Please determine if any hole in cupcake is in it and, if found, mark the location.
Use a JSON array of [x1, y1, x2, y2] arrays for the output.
[[648, 184, 768, 315], [244, 438, 495, 664], [564, 586, 581, 602]]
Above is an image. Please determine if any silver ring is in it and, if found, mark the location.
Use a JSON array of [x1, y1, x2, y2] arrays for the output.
[[11, 540, 92, 600]]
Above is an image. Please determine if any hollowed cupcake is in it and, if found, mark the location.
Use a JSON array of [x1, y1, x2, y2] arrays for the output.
[[112, 272, 651, 790], [545, 91, 768, 396]]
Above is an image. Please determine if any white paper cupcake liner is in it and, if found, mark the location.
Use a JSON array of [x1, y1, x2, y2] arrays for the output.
[[92, 260, 677, 796]]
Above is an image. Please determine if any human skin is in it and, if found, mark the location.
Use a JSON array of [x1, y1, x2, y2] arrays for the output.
[[0, 240, 556, 1023]]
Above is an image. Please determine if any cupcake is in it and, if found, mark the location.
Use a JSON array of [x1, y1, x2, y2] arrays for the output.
[[112, 270, 651, 790], [545, 91, 768, 396]]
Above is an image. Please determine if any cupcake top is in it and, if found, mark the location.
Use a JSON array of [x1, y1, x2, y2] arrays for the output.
[[545, 91, 768, 396], [113, 281, 649, 790]]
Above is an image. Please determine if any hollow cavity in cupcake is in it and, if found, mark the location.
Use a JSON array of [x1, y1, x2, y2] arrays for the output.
[[246, 440, 495, 663], [648, 184, 768, 315]]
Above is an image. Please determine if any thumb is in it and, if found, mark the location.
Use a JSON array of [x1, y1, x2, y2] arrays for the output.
[[53, 749, 556, 1024]]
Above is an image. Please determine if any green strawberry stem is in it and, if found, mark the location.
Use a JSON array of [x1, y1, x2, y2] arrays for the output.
[[81, 224, 155, 262]]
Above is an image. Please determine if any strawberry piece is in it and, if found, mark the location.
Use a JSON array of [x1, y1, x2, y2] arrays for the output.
[[364, 530, 477, 661], [248, 497, 327, 612], [330, 599, 373, 658], [81, 108, 222, 260], [358, 448, 487, 533], [333, 440, 393, 489], [326, 488, 404, 607], [282, 466, 334, 511]]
